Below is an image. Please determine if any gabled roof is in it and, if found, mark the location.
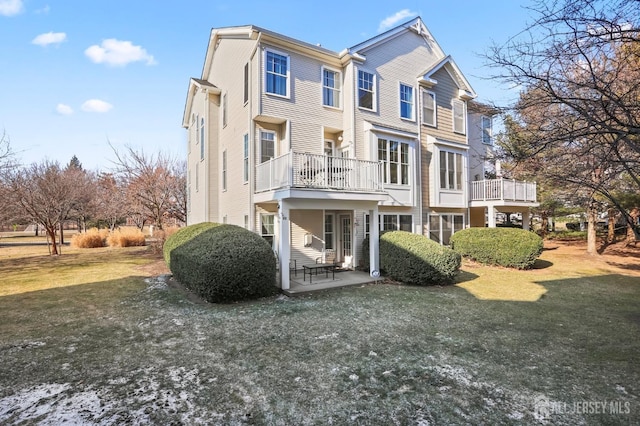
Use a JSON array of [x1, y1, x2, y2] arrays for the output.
[[182, 78, 221, 128], [345, 17, 445, 59], [419, 55, 477, 100]]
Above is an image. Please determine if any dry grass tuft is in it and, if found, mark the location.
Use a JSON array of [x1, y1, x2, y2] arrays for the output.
[[107, 228, 146, 247], [70, 228, 108, 248]]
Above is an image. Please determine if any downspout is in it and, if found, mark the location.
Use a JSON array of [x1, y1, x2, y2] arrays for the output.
[[249, 34, 261, 232], [416, 84, 423, 235]]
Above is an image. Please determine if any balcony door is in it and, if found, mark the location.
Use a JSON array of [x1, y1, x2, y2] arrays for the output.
[[339, 214, 352, 268]]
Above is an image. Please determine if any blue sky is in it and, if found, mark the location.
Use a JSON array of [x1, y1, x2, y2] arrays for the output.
[[0, 0, 534, 171]]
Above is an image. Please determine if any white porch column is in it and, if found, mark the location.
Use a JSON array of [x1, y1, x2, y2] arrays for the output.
[[369, 206, 380, 278], [522, 210, 531, 231], [278, 200, 291, 290], [487, 205, 497, 228]]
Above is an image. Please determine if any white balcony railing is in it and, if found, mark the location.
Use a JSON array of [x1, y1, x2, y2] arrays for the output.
[[255, 151, 383, 193], [471, 178, 537, 203]]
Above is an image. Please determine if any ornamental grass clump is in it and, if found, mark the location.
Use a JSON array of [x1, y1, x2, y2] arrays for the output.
[[106, 228, 146, 247], [71, 228, 108, 248], [168, 223, 277, 303], [450, 227, 543, 269], [376, 231, 461, 285]]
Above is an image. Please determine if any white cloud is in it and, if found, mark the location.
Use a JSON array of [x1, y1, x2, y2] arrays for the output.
[[81, 99, 113, 113], [35, 5, 50, 14], [32, 32, 67, 47], [0, 0, 24, 16], [84, 38, 156, 67], [56, 104, 73, 115], [378, 9, 418, 32]]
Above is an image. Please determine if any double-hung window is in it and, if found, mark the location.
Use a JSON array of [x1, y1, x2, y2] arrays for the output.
[[261, 214, 275, 248], [422, 90, 436, 126], [452, 99, 466, 134], [358, 70, 375, 110], [222, 150, 227, 191], [243, 134, 249, 183], [364, 214, 413, 238], [243, 63, 249, 104], [222, 93, 228, 127], [399, 83, 414, 120], [260, 131, 275, 163], [482, 116, 492, 144], [265, 50, 288, 97], [439, 151, 463, 190], [378, 138, 410, 185], [200, 118, 205, 160], [322, 67, 340, 108]]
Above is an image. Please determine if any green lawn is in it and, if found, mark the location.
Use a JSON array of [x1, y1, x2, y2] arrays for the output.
[[0, 239, 638, 424]]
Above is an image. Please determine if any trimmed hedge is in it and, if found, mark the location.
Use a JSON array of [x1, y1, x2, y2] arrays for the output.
[[450, 227, 543, 269], [163, 222, 222, 269], [363, 231, 461, 285], [169, 224, 277, 303]]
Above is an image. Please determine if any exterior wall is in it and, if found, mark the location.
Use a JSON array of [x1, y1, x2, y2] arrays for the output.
[[259, 43, 344, 155], [467, 109, 492, 182], [204, 38, 257, 227], [290, 209, 324, 267], [469, 206, 486, 227]]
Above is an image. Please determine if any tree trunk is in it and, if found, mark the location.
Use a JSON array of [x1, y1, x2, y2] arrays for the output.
[[607, 208, 616, 244], [540, 211, 549, 238], [586, 203, 598, 255], [47, 227, 59, 255], [627, 207, 639, 245]]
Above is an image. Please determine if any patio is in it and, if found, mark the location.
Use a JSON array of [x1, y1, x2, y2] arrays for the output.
[[283, 269, 379, 295]]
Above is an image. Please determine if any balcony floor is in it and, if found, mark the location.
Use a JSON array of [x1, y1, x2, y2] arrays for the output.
[[283, 270, 379, 295]]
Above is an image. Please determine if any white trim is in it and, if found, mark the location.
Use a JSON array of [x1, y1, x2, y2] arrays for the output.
[[321, 65, 342, 110], [356, 67, 376, 112], [399, 81, 416, 122], [263, 47, 291, 99], [421, 89, 437, 127], [452, 99, 466, 135]]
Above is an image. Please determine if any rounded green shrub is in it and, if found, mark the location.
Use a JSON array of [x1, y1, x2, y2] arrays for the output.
[[450, 227, 543, 269], [376, 231, 461, 285], [169, 224, 277, 303], [163, 222, 222, 269]]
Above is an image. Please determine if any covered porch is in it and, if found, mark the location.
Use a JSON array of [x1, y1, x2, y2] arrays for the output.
[[284, 269, 379, 295]]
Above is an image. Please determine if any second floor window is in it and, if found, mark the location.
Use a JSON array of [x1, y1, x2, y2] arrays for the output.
[[243, 134, 249, 183], [322, 68, 340, 108], [378, 138, 410, 185], [400, 83, 414, 120], [222, 93, 228, 127], [358, 70, 375, 110], [200, 118, 205, 160], [452, 99, 466, 134], [422, 90, 436, 126], [482, 116, 492, 144], [260, 131, 275, 163], [266, 50, 288, 97], [440, 151, 463, 190]]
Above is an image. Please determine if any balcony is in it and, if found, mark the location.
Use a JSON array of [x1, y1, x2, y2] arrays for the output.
[[256, 151, 384, 194], [470, 178, 538, 205]]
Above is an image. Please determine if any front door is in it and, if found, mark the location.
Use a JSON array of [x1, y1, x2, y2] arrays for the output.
[[339, 215, 352, 268]]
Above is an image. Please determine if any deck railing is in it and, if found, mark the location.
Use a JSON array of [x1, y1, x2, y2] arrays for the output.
[[256, 151, 383, 193], [471, 178, 537, 202]]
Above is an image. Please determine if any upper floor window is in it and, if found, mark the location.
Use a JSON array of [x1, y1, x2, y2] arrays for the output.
[[243, 134, 249, 183], [422, 90, 436, 127], [260, 131, 275, 163], [200, 118, 205, 160], [243, 63, 249, 104], [378, 138, 410, 185], [482, 116, 492, 144], [452, 99, 466, 134], [322, 67, 341, 108], [358, 70, 375, 110], [440, 150, 463, 190], [265, 50, 289, 97], [399, 83, 415, 120], [222, 93, 228, 127]]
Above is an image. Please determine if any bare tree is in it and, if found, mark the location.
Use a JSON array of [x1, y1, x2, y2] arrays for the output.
[[487, 0, 640, 252], [110, 144, 184, 230], [7, 160, 93, 255], [92, 172, 127, 231]]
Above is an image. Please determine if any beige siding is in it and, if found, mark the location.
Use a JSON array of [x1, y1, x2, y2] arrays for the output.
[[259, 43, 344, 155], [290, 209, 324, 268], [421, 68, 468, 144], [205, 38, 257, 226]]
